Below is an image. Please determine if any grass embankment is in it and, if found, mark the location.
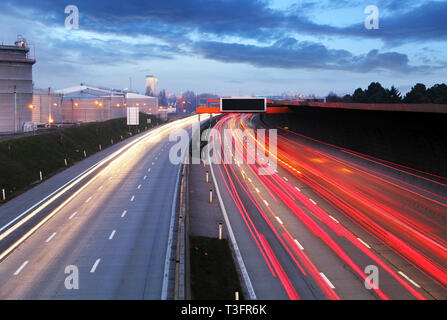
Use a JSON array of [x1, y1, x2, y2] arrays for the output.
[[0, 113, 162, 203], [190, 236, 244, 300]]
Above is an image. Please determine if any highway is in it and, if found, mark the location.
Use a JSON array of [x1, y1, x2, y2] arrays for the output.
[[0, 115, 206, 299], [208, 113, 447, 300]]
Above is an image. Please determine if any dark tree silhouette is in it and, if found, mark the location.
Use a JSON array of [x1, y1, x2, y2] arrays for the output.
[[341, 94, 353, 103], [330, 82, 446, 104], [326, 92, 342, 102], [352, 88, 367, 103], [403, 83, 431, 103], [427, 84, 447, 104], [385, 86, 402, 103], [364, 82, 389, 103], [351, 82, 401, 103]]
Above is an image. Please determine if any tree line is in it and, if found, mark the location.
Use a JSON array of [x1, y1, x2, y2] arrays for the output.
[[326, 82, 447, 104]]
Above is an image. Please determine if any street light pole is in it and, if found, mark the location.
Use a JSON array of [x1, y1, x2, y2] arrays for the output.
[[14, 86, 17, 134], [48, 87, 52, 127]]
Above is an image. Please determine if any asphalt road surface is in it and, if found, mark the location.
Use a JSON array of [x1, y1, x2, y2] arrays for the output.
[[0, 115, 207, 299], [209, 113, 447, 300]]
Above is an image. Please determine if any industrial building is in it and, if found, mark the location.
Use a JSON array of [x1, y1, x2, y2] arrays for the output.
[[1, 37, 159, 132], [0, 37, 36, 133], [31, 88, 63, 124], [30, 85, 158, 124]]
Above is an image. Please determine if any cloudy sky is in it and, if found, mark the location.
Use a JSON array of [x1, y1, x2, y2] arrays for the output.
[[1, 0, 446, 96]]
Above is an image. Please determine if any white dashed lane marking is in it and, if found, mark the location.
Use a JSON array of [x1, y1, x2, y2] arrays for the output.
[[45, 232, 57, 243], [320, 272, 335, 289], [357, 238, 371, 249], [90, 259, 101, 273], [294, 239, 304, 250], [14, 261, 29, 276], [69, 212, 78, 220], [329, 215, 339, 223], [398, 271, 421, 288]]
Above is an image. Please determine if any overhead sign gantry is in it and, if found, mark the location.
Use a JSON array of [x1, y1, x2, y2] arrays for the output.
[[220, 98, 266, 113]]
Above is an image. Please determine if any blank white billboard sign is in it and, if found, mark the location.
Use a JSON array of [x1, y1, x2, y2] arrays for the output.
[[127, 107, 139, 125]]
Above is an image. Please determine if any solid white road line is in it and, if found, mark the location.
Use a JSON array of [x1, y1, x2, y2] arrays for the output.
[[121, 210, 127, 218], [90, 259, 101, 273], [14, 261, 29, 275], [398, 271, 421, 288], [45, 232, 57, 243], [108, 230, 116, 240], [357, 238, 371, 249], [320, 272, 335, 289], [69, 212, 78, 220], [209, 153, 256, 300]]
